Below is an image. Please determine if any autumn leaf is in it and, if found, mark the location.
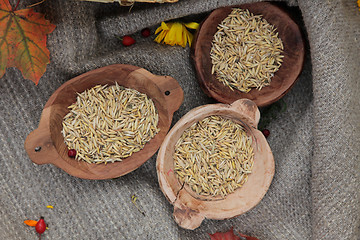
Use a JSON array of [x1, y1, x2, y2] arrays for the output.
[[0, 0, 55, 84], [238, 233, 260, 240], [24, 220, 38, 227], [209, 227, 259, 240]]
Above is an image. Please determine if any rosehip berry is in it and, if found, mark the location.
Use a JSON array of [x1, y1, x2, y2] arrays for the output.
[[141, 28, 151, 37], [35, 216, 46, 234], [122, 35, 135, 46], [68, 149, 77, 158], [262, 129, 270, 138]]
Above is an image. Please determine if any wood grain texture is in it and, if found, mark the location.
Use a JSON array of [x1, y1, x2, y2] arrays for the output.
[[25, 64, 184, 180], [192, 2, 305, 107], [156, 99, 274, 229]]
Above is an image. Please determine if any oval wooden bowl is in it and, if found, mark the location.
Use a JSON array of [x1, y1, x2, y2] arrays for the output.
[[25, 64, 184, 180], [192, 2, 305, 107], [156, 99, 274, 230]]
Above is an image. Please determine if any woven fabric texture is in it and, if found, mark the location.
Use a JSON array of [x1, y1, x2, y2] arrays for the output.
[[0, 0, 359, 239]]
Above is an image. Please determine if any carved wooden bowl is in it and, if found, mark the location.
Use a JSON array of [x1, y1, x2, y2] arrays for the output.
[[156, 99, 274, 229], [192, 2, 305, 107], [25, 64, 183, 180]]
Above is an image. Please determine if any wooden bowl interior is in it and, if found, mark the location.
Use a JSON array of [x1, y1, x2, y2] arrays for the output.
[[165, 111, 257, 202], [161, 108, 273, 218], [193, 2, 305, 106], [48, 66, 170, 177]]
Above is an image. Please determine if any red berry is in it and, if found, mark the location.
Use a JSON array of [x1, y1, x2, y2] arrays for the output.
[[141, 28, 151, 37], [122, 35, 135, 46], [68, 149, 77, 158], [262, 129, 270, 138], [35, 217, 46, 234]]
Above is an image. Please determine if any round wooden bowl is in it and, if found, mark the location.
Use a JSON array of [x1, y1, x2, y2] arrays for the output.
[[25, 64, 184, 180], [156, 99, 274, 230], [192, 2, 305, 107]]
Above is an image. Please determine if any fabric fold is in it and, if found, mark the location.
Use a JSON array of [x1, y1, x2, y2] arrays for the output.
[[297, 1, 360, 239]]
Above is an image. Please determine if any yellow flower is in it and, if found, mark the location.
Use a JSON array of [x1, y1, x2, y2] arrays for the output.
[[358, 0, 360, 11], [155, 22, 199, 47]]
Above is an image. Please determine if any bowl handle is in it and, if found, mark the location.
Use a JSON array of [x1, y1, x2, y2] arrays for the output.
[[173, 202, 205, 230], [24, 107, 60, 165], [133, 68, 184, 116], [230, 99, 260, 128], [152, 75, 184, 116]]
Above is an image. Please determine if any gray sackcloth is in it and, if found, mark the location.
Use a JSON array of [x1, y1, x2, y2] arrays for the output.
[[0, 0, 359, 239]]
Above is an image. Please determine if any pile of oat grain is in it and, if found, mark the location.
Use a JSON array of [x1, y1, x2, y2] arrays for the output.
[[174, 115, 254, 198], [62, 83, 160, 163], [211, 8, 284, 93]]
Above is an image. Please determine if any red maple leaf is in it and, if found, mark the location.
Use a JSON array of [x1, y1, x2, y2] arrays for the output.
[[0, 0, 55, 84], [209, 227, 259, 240]]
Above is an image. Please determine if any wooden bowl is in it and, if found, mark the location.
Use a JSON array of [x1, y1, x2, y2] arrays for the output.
[[25, 64, 184, 180], [192, 2, 305, 107], [156, 99, 274, 229]]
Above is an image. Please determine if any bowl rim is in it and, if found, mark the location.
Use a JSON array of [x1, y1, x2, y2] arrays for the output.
[[192, 2, 305, 107], [156, 99, 275, 221], [25, 64, 184, 179]]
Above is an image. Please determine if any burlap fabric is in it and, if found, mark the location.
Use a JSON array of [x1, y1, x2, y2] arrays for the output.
[[0, 0, 359, 239]]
